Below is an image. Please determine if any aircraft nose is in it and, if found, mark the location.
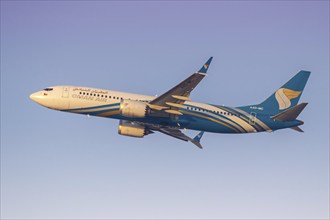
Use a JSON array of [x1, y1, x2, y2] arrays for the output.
[[29, 92, 46, 105], [30, 92, 39, 102], [30, 93, 36, 101]]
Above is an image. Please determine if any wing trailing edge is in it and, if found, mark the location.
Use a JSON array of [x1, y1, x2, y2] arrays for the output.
[[291, 126, 304, 132]]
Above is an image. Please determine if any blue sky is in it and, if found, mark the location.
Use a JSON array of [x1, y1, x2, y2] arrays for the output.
[[1, 1, 329, 219]]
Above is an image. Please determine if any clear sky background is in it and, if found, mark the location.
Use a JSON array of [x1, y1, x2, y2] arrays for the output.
[[1, 1, 329, 219]]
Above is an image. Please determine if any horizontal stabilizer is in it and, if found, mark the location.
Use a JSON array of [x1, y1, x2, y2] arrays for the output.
[[291, 126, 304, 132], [271, 103, 308, 121]]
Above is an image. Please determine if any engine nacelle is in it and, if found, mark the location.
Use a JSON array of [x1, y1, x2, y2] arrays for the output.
[[119, 99, 148, 118], [118, 120, 147, 138]]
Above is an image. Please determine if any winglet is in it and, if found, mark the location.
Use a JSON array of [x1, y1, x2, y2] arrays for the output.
[[191, 131, 205, 149], [198, 57, 213, 74]]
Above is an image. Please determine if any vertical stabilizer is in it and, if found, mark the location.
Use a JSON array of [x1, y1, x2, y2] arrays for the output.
[[256, 70, 310, 115]]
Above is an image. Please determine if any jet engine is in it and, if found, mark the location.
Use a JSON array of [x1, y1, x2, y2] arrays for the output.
[[119, 99, 148, 118], [118, 120, 152, 138]]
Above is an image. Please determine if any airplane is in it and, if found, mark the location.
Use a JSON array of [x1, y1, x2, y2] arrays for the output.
[[30, 57, 310, 149]]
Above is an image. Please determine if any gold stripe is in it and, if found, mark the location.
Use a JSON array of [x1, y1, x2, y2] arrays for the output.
[[283, 88, 301, 99], [97, 110, 120, 117], [68, 106, 119, 113], [238, 115, 261, 131], [215, 106, 257, 132], [232, 107, 271, 131], [217, 106, 263, 132]]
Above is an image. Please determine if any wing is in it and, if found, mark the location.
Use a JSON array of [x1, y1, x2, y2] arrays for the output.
[[158, 129, 203, 149], [148, 57, 213, 115], [137, 122, 205, 149]]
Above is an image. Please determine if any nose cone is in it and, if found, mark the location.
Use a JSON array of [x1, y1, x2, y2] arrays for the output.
[[29, 91, 47, 106], [30, 93, 38, 101], [30, 87, 70, 110]]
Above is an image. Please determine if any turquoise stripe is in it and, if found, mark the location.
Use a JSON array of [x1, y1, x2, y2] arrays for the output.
[[68, 103, 119, 111], [67, 107, 120, 116], [89, 107, 120, 115]]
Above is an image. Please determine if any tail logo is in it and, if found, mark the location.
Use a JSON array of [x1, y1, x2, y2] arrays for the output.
[[275, 88, 301, 110]]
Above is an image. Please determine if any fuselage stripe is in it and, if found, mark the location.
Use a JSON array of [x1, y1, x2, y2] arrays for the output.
[[232, 107, 271, 131], [68, 103, 119, 111], [59, 90, 271, 133], [217, 106, 264, 132], [73, 106, 119, 115], [184, 104, 249, 133], [98, 110, 120, 117], [180, 110, 241, 133]]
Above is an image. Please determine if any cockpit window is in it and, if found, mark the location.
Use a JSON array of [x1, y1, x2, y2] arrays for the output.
[[43, 88, 53, 91]]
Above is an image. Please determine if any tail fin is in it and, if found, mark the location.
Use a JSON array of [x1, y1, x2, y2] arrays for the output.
[[256, 70, 310, 115]]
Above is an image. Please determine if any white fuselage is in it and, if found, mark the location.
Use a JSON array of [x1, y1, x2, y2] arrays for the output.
[[30, 85, 266, 133]]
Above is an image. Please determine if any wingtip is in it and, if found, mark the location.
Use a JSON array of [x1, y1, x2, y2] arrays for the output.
[[198, 57, 213, 73], [191, 131, 204, 149], [193, 131, 204, 142]]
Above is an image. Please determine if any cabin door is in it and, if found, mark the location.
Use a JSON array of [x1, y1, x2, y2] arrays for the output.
[[62, 87, 70, 98], [249, 112, 257, 125]]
